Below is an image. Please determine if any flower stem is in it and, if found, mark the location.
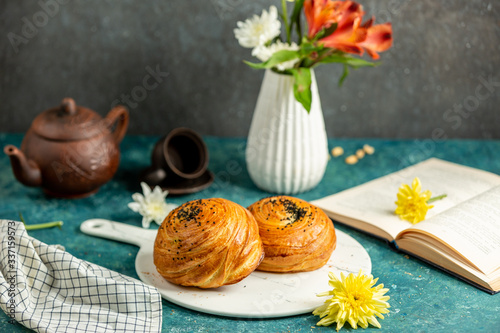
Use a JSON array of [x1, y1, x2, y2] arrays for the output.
[[427, 194, 447, 203], [281, 0, 291, 43], [295, 11, 302, 43], [24, 221, 64, 230], [19, 212, 63, 230], [307, 48, 336, 68]]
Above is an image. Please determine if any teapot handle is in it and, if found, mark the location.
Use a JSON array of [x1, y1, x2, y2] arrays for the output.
[[105, 105, 129, 144]]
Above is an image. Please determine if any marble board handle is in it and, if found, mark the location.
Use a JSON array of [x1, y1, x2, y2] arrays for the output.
[[80, 218, 156, 248]]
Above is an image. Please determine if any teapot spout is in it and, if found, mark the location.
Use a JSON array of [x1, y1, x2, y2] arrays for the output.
[[4, 145, 42, 187]]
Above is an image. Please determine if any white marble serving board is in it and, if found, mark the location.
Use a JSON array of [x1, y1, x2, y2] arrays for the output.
[[81, 219, 371, 318]]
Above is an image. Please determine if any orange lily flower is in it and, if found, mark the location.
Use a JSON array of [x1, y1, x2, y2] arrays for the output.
[[304, 0, 393, 59], [359, 19, 393, 59], [318, 1, 366, 55], [304, 0, 344, 38]]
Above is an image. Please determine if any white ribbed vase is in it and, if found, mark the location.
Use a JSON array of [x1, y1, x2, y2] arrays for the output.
[[246, 69, 328, 194]]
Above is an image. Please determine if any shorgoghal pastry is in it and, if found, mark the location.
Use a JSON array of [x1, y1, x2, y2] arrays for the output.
[[248, 196, 336, 273], [153, 198, 264, 288]]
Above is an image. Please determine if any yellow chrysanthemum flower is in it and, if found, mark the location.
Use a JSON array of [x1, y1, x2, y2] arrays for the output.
[[313, 270, 390, 331], [394, 177, 433, 224]]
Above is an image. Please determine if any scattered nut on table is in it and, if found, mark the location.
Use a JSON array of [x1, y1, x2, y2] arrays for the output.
[[363, 144, 375, 155], [331, 146, 344, 157], [345, 155, 358, 164], [356, 149, 365, 159]]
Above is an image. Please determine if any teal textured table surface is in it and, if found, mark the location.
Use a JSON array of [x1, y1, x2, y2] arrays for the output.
[[1, 133, 499, 333]]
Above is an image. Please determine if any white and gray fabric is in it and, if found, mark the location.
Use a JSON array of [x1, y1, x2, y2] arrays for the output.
[[0, 220, 162, 333]]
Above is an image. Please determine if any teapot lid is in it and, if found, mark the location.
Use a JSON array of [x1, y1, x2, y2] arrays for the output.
[[31, 98, 109, 141]]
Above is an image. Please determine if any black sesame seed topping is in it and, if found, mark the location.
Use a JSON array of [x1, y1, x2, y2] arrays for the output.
[[177, 205, 202, 222], [269, 198, 307, 224]]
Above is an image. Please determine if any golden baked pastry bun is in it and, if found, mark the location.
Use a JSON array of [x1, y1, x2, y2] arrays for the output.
[[248, 196, 336, 273], [154, 198, 264, 289]]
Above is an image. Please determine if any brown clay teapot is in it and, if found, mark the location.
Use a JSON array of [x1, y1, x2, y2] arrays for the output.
[[4, 98, 129, 198]]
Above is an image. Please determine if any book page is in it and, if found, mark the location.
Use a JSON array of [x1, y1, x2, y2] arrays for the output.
[[402, 186, 500, 275], [312, 158, 500, 241]]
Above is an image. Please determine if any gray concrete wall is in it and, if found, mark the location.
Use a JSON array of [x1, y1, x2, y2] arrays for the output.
[[1, 0, 499, 138]]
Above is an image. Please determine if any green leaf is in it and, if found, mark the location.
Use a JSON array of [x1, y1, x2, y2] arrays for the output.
[[320, 54, 377, 68], [244, 50, 300, 70], [339, 64, 349, 86], [320, 54, 378, 85], [290, 0, 305, 43], [299, 41, 322, 57], [289, 67, 312, 113], [296, 41, 325, 67]]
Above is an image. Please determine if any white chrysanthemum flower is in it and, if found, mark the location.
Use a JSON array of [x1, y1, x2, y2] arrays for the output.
[[128, 182, 177, 228], [252, 40, 300, 71], [234, 5, 281, 48]]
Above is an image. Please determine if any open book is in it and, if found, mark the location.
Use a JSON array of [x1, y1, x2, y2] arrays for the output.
[[311, 158, 500, 294]]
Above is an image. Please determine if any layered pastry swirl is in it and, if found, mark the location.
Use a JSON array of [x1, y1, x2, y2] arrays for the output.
[[248, 196, 336, 273], [153, 198, 264, 288]]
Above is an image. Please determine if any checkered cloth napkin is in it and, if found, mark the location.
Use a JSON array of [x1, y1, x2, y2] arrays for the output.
[[0, 220, 162, 333]]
